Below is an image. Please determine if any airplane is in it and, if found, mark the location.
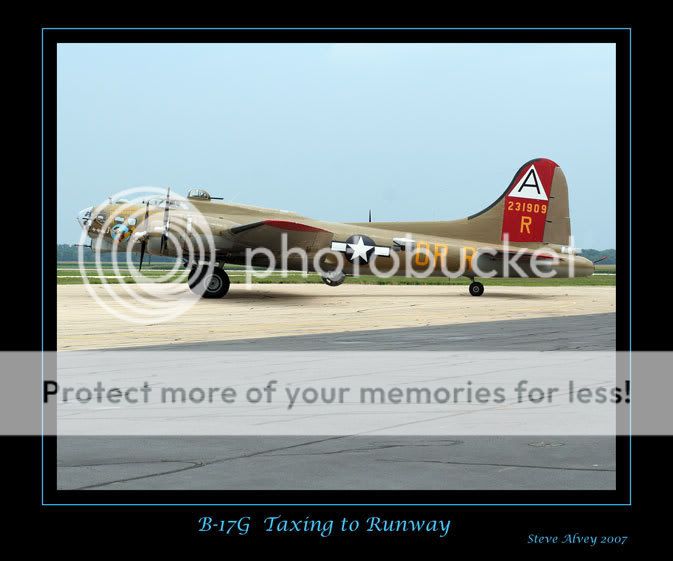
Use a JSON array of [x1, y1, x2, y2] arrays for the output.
[[76, 158, 595, 298]]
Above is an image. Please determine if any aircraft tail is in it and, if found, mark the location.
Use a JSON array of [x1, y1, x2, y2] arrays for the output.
[[465, 157, 571, 246], [357, 158, 572, 246]]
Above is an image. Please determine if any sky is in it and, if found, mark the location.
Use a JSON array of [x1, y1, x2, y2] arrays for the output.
[[57, 43, 616, 248]]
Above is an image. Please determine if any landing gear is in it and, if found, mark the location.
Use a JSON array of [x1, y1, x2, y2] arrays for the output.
[[321, 270, 345, 287], [188, 265, 230, 298], [469, 281, 484, 297]]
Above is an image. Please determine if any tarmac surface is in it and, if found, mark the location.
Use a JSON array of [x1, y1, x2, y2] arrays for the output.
[[133, 313, 615, 352], [56, 299, 616, 491], [58, 435, 615, 490], [57, 284, 616, 351]]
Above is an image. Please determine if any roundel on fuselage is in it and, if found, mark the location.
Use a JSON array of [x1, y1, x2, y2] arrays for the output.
[[344, 234, 376, 264]]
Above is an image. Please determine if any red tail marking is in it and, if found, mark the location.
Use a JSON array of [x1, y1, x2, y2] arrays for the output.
[[502, 158, 558, 243]]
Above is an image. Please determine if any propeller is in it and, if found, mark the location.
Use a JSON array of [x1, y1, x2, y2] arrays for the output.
[[368, 209, 372, 223], [138, 200, 150, 271], [160, 187, 171, 255]]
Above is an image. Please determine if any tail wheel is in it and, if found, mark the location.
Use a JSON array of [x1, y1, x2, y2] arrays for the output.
[[189, 266, 230, 298], [469, 281, 484, 297]]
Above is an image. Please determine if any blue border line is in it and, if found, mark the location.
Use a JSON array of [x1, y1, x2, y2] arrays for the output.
[[42, 27, 632, 507], [628, 28, 633, 506], [41, 27, 45, 508], [44, 27, 631, 31], [46, 503, 631, 507]]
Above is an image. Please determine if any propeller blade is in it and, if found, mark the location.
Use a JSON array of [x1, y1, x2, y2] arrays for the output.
[[164, 187, 171, 221], [368, 209, 372, 223], [160, 187, 171, 254], [138, 200, 150, 271], [139, 239, 147, 271], [593, 256, 608, 264]]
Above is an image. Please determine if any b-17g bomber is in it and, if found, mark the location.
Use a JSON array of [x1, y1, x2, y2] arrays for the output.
[[77, 158, 595, 298]]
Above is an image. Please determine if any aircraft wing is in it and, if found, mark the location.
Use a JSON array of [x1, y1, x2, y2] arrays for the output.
[[225, 219, 334, 253]]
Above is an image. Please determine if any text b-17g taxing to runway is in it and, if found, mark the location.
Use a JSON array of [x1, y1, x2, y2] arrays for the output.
[[76, 158, 595, 298]]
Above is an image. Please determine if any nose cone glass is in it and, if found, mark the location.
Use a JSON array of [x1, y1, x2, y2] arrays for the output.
[[77, 207, 93, 230]]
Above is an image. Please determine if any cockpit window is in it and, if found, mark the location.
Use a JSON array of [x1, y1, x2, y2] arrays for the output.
[[145, 198, 188, 209]]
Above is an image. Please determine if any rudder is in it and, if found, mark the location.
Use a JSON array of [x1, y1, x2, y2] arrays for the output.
[[499, 158, 570, 245]]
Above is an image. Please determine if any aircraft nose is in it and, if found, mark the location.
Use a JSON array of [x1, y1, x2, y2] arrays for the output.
[[77, 206, 93, 230]]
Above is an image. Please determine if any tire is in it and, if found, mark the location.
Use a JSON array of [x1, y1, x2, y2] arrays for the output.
[[321, 271, 345, 287], [469, 281, 484, 297], [189, 266, 230, 298]]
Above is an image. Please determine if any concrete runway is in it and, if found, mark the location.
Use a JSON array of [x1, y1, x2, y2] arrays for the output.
[[57, 284, 615, 350], [135, 313, 615, 351], [56, 312, 616, 491], [58, 435, 615, 491], [57, 284, 616, 490]]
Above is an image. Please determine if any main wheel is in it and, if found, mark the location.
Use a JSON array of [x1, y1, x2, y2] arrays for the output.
[[189, 266, 230, 298], [469, 281, 484, 297], [321, 270, 345, 287]]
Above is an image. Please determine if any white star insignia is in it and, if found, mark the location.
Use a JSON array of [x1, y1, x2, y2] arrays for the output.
[[348, 236, 373, 262]]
